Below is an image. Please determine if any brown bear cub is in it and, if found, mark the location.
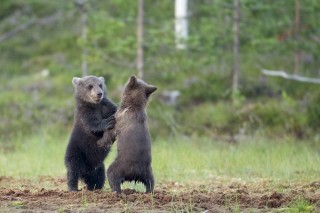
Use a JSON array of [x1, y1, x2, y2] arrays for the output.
[[106, 76, 157, 193], [65, 75, 117, 191]]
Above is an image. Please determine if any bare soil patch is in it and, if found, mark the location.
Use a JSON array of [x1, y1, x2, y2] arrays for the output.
[[0, 176, 319, 212]]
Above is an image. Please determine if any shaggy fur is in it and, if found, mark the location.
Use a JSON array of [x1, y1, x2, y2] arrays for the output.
[[107, 76, 157, 193], [65, 76, 117, 191]]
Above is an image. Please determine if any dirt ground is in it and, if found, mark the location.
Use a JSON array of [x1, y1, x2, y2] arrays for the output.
[[0, 176, 319, 212]]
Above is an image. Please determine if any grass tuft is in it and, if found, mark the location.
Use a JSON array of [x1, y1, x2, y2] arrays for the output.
[[287, 198, 315, 213]]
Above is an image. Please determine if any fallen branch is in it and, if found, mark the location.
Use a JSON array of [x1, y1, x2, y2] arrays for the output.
[[261, 69, 320, 84], [0, 18, 37, 42], [0, 12, 65, 43]]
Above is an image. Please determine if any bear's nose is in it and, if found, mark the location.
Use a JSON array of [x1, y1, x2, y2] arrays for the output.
[[97, 92, 102, 98]]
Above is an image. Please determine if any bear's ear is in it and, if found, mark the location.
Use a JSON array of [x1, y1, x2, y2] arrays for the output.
[[146, 85, 157, 97], [98, 76, 105, 83], [128, 75, 138, 87], [72, 77, 82, 86]]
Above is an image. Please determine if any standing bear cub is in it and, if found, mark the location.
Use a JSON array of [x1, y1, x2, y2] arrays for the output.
[[106, 76, 157, 193], [65, 75, 117, 191]]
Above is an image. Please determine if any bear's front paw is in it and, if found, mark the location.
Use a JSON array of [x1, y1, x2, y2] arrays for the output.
[[97, 141, 112, 148], [106, 115, 116, 130], [97, 136, 112, 148]]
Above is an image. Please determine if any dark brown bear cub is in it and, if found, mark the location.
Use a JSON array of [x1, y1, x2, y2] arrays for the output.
[[107, 76, 157, 193], [65, 75, 117, 191]]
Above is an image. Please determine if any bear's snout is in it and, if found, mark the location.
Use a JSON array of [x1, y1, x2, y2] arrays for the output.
[[97, 92, 102, 98]]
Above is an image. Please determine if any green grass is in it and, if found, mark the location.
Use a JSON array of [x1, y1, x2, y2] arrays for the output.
[[150, 137, 320, 183], [0, 129, 67, 178], [279, 198, 315, 212], [0, 129, 320, 184]]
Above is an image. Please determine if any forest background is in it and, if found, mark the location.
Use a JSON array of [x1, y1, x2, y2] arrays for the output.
[[1, 0, 320, 142], [1, 1, 320, 212]]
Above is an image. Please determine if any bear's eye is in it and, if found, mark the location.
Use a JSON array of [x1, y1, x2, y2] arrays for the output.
[[88, 85, 93, 90], [99, 84, 102, 89]]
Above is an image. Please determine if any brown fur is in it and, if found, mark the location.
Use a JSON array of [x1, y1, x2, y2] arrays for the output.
[[107, 76, 157, 193]]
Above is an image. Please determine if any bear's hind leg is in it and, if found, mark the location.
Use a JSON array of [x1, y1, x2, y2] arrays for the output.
[[67, 168, 79, 191], [141, 169, 154, 193], [83, 164, 106, 190], [107, 164, 122, 193]]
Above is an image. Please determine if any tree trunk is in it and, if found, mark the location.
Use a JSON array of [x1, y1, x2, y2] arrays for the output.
[[293, 0, 301, 74], [81, 8, 88, 76], [175, 0, 188, 49], [136, 0, 144, 80], [232, 0, 240, 100]]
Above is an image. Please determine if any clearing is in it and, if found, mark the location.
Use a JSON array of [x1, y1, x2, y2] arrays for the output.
[[0, 176, 319, 212]]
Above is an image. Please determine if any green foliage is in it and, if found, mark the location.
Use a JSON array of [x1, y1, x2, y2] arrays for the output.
[[178, 93, 310, 138], [1, 71, 313, 140], [180, 73, 230, 103], [0, 73, 74, 139], [179, 102, 240, 137], [244, 99, 305, 137], [148, 101, 181, 138], [0, 0, 319, 139], [307, 93, 320, 131]]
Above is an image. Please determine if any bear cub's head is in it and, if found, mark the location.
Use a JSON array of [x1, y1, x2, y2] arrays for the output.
[[72, 75, 106, 104], [122, 76, 157, 108]]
